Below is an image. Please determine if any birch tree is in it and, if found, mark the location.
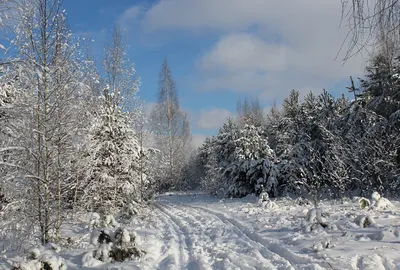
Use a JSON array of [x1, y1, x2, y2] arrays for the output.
[[150, 59, 192, 190], [341, 0, 400, 60], [0, 0, 92, 245]]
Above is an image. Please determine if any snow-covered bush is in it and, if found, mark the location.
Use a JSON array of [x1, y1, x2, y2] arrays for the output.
[[302, 207, 335, 232], [359, 197, 370, 209], [295, 197, 311, 206], [12, 244, 66, 270], [260, 200, 277, 209], [89, 213, 119, 229], [117, 202, 141, 223], [354, 215, 376, 228], [84, 227, 145, 267], [89, 212, 101, 229], [258, 191, 269, 203], [371, 191, 381, 203], [369, 191, 393, 210], [374, 197, 394, 210], [312, 240, 333, 252], [103, 214, 118, 228], [257, 191, 277, 209]]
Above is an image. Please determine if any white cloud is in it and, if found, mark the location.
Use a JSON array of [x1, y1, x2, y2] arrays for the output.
[[199, 33, 287, 73], [117, 5, 142, 29], [140, 0, 368, 101], [192, 134, 208, 148], [141, 0, 280, 32], [197, 108, 233, 129]]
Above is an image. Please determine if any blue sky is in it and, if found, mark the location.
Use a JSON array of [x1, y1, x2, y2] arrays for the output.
[[62, 0, 368, 146]]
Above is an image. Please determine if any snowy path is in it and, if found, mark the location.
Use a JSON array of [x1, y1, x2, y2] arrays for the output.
[[154, 195, 327, 270], [5, 193, 400, 269]]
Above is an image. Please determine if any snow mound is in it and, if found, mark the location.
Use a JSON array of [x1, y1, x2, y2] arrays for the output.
[[358, 254, 388, 270], [375, 227, 400, 241], [82, 251, 104, 267], [373, 197, 394, 210], [312, 239, 333, 252]]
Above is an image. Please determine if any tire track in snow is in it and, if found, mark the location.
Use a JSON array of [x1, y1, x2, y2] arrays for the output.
[[154, 204, 191, 270], [168, 202, 294, 270], [155, 203, 211, 270], [187, 204, 330, 270], [352, 254, 395, 270], [160, 201, 282, 270]]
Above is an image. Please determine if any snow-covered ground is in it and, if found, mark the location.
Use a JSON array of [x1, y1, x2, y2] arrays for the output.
[[2, 193, 400, 269]]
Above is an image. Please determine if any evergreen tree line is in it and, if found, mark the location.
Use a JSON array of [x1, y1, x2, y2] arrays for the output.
[[190, 54, 400, 202]]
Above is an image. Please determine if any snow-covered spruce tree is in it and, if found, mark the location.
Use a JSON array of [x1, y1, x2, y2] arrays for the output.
[[358, 52, 400, 194], [214, 118, 239, 167], [198, 137, 222, 194], [79, 26, 144, 214], [267, 89, 302, 195], [275, 90, 348, 202], [69, 42, 102, 209], [180, 149, 204, 191], [207, 116, 277, 198], [225, 124, 277, 198], [359, 53, 400, 119], [197, 120, 238, 195], [338, 58, 400, 196], [82, 87, 141, 213]]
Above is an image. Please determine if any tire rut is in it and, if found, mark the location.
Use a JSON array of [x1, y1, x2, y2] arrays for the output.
[[161, 202, 280, 270], [187, 204, 329, 270], [154, 204, 191, 269], [156, 203, 211, 270]]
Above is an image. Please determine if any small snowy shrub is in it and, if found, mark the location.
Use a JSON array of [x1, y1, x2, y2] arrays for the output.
[[110, 228, 144, 261], [369, 192, 393, 210], [103, 214, 119, 228], [371, 191, 381, 203], [118, 202, 140, 222], [259, 200, 277, 209], [354, 215, 376, 228], [89, 212, 101, 229], [84, 227, 145, 267], [13, 245, 66, 270], [359, 197, 370, 209], [295, 197, 311, 206], [303, 208, 335, 232], [258, 192, 269, 203], [257, 192, 277, 209]]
